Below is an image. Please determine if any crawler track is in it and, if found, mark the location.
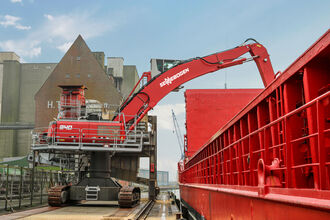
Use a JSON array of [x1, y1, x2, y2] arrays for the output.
[[118, 186, 141, 208], [48, 185, 70, 207]]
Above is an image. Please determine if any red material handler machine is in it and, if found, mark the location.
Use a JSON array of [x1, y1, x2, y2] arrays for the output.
[[33, 37, 277, 208], [36, 39, 275, 153]]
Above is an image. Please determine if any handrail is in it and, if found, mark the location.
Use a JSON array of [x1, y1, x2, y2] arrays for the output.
[[31, 126, 145, 152], [180, 91, 329, 189], [185, 91, 329, 170]]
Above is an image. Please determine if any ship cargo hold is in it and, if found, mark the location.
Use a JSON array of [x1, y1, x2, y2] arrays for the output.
[[178, 30, 330, 219]]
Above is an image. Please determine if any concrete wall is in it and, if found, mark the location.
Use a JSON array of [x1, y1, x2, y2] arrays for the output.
[[0, 60, 21, 157], [0, 63, 3, 119], [0, 62, 56, 158], [0, 52, 19, 120], [106, 59, 140, 100], [1, 61, 21, 123], [18, 63, 56, 123], [16, 63, 56, 156], [92, 52, 105, 70], [107, 57, 124, 77], [0, 52, 20, 63], [122, 65, 139, 99]]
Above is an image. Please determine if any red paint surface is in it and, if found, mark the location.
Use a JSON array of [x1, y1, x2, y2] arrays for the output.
[[58, 85, 86, 120], [180, 184, 330, 220], [185, 89, 262, 157], [47, 120, 125, 144], [115, 42, 274, 130]]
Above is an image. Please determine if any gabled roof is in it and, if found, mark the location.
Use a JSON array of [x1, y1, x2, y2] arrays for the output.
[[35, 35, 122, 127]]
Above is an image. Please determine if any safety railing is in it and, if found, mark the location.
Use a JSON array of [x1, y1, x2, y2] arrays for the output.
[[0, 164, 73, 212], [180, 91, 329, 190], [31, 126, 146, 152]]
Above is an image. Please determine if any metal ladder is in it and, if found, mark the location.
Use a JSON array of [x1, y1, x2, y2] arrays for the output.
[[85, 186, 100, 200]]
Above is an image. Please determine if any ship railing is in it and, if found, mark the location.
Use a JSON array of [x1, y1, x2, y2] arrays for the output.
[[181, 90, 329, 190]]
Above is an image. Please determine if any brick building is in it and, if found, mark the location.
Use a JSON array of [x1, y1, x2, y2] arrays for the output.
[[0, 35, 139, 159]]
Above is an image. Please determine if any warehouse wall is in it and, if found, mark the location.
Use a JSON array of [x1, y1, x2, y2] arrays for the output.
[[0, 62, 56, 158], [0, 60, 21, 157], [107, 58, 140, 100], [16, 63, 56, 156], [107, 57, 124, 77], [1, 60, 21, 123], [122, 65, 140, 99], [0, 63, 3, 119], [0, 52, 20, 63]]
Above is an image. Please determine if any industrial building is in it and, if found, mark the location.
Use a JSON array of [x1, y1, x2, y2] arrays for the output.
[[138, 169, 169, 186], [0, 35, 140, 159]]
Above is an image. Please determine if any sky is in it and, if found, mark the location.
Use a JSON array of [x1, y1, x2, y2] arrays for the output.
[[1, 0, 329, 181]]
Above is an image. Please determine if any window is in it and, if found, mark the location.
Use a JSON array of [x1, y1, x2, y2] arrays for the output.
[[65, 74, 70, 78], [114, 77, 122, 92], [76, 56, 81, 61], [108, 68, 114, 76]]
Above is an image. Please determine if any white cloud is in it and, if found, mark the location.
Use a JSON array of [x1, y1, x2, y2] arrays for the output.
[[0, 10, 120, 60], [56, 42, 72, 53], [44, 14, 53, 21], [0, 15, 20, 27], [15, 24, 31, 30], [10, 0, 22, 3], [0, 40, 41, 58], [0, 15, 31, 30], [149, 103, 185, 130], [41, 12, 117, 42]]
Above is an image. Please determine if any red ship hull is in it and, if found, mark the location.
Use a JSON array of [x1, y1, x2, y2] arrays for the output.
[[179, 30, 330, 219], [180, 184, 330, 219]]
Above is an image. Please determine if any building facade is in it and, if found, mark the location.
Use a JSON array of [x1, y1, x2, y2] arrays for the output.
[[0, 36, 140, 159], [138, 169, 169, 186], [0, 52, 56, 157]]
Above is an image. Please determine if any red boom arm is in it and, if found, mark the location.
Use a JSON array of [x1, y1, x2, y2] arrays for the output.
[[115, 42, 275, 130]]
